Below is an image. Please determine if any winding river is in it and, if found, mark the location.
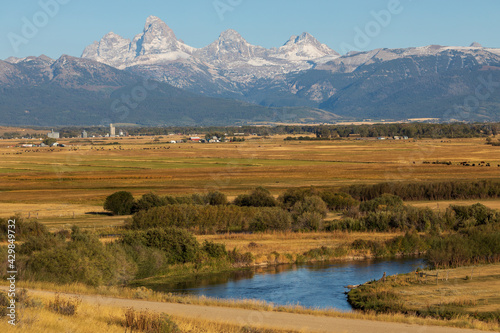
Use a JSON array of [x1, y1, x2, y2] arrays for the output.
[[150, 258, 424, 311]]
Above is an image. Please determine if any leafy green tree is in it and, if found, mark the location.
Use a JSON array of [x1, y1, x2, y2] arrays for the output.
[[279, 187, 320, 209], [0, 217, 48, 241], [205, 191, 228, 205], [133, 192, 165, 212], [202, 240, 227, 258], [315, 126, 331, 138], [293, 212, 324, 231], [104, 191, 135, 215], [320, 191, 358, 211], [292, 195, 328, 218], [43, 138, 58, 146], [234, 187, 277, 207], [359, 194, 404, 212], [205, 132, 225, 140], [121, 228, 201, 264], [23, 227, 132, 286], [249, 208, 292, 232]]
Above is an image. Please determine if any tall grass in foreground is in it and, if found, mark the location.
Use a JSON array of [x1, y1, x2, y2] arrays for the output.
[[0, 292, 300, 333]]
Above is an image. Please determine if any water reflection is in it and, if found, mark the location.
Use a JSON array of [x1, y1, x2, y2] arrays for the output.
[[150, 258, 423, 311]]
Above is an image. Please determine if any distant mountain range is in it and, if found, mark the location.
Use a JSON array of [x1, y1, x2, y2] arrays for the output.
[[2, 16, 500, 126]]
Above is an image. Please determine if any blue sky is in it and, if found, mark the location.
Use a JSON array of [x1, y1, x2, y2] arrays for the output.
[[1, 0, 499, 59]]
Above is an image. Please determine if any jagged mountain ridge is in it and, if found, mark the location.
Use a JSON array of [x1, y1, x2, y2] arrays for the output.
[[81, 16, 340, 97], [78, 16, 500, 121], [82, 16, 338, 68], [1, 54, 140, 89], [81, 16, 196, 68], [3, 15, 500, 124]]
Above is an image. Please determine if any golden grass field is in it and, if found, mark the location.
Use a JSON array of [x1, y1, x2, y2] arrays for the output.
[[198, 231, 400, 258], [0, 292, 301, 333], [0, 135, 499, 219], [380, 264, 500, 315], [1, 134, 500, 331]]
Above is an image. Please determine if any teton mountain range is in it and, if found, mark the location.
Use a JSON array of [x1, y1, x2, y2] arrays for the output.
[[2, 16, 500, 126]]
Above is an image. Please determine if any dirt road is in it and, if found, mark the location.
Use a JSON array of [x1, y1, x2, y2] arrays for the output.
[[1, 287, 486, 333]]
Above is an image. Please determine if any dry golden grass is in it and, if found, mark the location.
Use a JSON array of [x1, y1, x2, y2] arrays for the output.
[[0, 203, 105, 219], [171, 315, 303, 333], [0, 293, 300, 333], [197, 231, 401, 258], [388, 264, 500, 314], [36, 215, 127, 231], [0, 137, 499, 211]]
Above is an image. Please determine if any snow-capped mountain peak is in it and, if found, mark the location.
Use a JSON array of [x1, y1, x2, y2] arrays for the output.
[[141, 15, 177, 42], [286, 32, 317, 45], [81, 16, 343, 88], [134, 15, 187, 57], [219, 29, 245, 41], [82, 16, 197, 68], [81, 31, 133, 68], [103, 31, 125, 40], [272, 32, 339, 61], [195, 29, 267, 64], [145, 15, 164, 26]]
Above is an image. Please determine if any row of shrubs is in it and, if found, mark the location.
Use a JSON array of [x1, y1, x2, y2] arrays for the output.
[[4, 190, 498, 240], [426, 224, 500, 268], [128, 204, 327, 234], [109, 186, 342, 233], [103, 190, 229, 216], [122, 189, 500, 235], [344, 179, 500, 201], [104, 186, 359, 216], [332, 199, 500, 233]]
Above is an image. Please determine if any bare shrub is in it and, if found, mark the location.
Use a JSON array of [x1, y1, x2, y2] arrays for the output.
[[124, 308, 181, 332], [48, 294, 81, 316]]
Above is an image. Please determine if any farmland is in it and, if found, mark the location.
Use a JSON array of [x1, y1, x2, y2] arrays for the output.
[[0, 136, 498, 220], [1, 133, 500, 332]]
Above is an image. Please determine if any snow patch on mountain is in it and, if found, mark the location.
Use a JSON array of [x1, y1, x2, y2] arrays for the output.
[[80, 16, 500, 105], [82, 16, 340, 83], [194, 29, 267, 65], [316, 45, 500, 74], [82, 16, 196, 69], [271, 32, 339, 61]]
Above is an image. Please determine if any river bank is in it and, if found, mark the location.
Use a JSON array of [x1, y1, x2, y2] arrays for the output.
[[347, 263, 500, 328]]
